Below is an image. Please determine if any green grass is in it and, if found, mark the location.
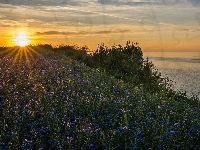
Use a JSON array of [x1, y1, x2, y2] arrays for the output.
[[0, 44, 200, 149]]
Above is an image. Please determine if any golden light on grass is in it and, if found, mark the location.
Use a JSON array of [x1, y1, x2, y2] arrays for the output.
[[14, 32, 30, 46]]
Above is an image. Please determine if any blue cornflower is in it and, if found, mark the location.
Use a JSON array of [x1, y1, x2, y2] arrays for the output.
[[131, 145, 138, 149], [156, 145, 163, 150], [174, 145, 179, 149], [104, 122, 109, 127], [0, 95, 4, 101], [186, 133, 193, 139], [71, 121, 76, 126], [169, 130, 176, 135], [21, 145, 26, 150], [47, 140, 52, 144], [136, 135, 141, 141], [88, 144, 94, 148], [165, 106, 170, 110], [1, 143, 8, 150], [174, 123, 180, 127], [142, 122, 147, 127], [148, 117, 153, 123], [137, 129, 141, 135], [169, 120, 174, 125], [130, 122, 136, 128], [105, 115, 110, 119]]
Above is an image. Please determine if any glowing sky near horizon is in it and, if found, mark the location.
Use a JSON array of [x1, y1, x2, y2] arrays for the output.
[[0, 0, 200, 51]]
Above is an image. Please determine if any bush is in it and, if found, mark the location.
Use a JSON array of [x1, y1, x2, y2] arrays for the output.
[[84, 41, 162, 91]]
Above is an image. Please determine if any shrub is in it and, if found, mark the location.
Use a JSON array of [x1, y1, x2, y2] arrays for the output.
[[84, 41, 162, 91]]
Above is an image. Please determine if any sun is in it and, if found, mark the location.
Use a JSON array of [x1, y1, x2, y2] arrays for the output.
[[14, 32, 30, 46]]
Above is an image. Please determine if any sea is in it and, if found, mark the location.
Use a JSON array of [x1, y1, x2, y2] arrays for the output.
[[143, 52, 200, 99]]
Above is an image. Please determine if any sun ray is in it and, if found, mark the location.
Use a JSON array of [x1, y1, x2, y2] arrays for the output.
[[0, 47, 18, 63], [28, 47, 57, 70], [17, 47, 24, 72], [28, 46, 43, 57], [24, 47, 32, 70], [0, 47, 14, 56], [26, 47, 40, 65], [3, 47, 20, 81], [28, 46, 46, 60]]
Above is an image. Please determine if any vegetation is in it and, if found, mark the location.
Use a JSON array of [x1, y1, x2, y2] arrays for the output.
[[84, 42, 163, 91], [0, 43, 200, 149]]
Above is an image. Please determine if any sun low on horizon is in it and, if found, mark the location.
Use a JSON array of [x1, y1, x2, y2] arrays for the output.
[[14, 32, 30, 47]]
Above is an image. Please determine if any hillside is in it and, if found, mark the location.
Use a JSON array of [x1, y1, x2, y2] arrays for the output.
[[0, 45, 200, 149]]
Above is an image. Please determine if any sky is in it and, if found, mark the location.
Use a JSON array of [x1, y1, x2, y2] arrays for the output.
[[0, 0, 200, 51]]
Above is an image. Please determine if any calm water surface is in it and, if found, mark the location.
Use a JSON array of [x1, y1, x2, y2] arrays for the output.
[[143, 52, 200, 99]]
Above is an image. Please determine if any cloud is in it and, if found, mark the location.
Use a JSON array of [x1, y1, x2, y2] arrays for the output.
[[0, 0, 198, 8], [0, 0, 60, 6], [0, 0, 91, 6], [0, 0, 178, 7], [35, 29, 131, 36], [97, 0, 200, 6], [195, 12, 200, 26], [176, 28, 190, 32], [187, 0, 200, 6], [97, 0, 160, 6]]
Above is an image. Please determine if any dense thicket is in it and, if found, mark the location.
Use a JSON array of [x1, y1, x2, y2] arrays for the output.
[[84, 42, 163, 90]]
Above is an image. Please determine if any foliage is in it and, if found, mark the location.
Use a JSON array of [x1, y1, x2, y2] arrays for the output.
[[36, 42, 194, 100], [0, 45, 199, 149], [77, 41, 164, 92], [53, 44, 88, 61]]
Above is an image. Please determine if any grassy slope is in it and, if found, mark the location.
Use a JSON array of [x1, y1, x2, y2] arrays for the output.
[[0, 47, 200, 149]]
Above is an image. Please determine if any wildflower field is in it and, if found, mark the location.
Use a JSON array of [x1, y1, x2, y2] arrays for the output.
[[0, 45, 200, 149]]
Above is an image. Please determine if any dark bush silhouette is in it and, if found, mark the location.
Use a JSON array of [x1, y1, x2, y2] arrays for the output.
[[84, 41, 163, 91]]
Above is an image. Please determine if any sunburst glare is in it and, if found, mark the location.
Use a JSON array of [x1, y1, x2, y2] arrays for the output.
[[14, 32, 30, 46]]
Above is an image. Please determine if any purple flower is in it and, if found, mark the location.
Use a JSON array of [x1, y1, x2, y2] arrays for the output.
[[174, 123, 180, 127], [67, 136, 74, 142], [24, 139, 32, 143], [122, 126, 128, 130]]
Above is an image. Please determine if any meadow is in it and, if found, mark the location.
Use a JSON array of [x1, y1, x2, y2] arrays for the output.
[[0, 43, 200, 149]]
